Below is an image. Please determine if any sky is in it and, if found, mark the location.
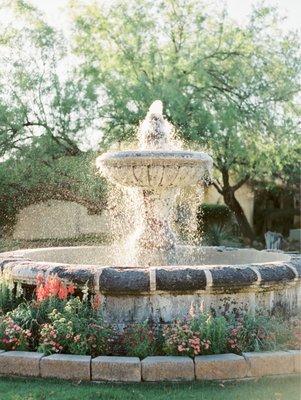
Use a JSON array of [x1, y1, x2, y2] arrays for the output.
[[28, 0, 301, 32]]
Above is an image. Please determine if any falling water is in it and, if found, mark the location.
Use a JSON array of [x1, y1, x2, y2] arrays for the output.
[[96, 100, 213, 266]]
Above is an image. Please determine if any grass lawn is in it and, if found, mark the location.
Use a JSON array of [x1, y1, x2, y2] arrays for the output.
[[0, 376, 300, 400]]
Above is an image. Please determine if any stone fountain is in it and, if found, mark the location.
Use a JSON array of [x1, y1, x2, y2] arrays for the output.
[[96, 100, 212, 266], [0, 100, 300, 323]]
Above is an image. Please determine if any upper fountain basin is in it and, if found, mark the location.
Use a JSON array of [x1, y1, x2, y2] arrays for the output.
[[96, 150, 213, 189]]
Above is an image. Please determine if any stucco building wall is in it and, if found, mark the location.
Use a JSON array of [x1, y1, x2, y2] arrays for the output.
[[13, 200, 109, 240], [12, 184, 254, 240], [204, 183, 254, 227]]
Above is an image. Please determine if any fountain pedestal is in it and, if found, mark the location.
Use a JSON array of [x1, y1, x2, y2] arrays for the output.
[[138, 188, 177, 250], [132, 188, 178, 265]]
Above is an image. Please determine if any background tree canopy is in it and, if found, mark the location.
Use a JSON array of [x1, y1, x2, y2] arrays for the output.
[[0, 0, 300, 241], [0, 0, 106, 230]]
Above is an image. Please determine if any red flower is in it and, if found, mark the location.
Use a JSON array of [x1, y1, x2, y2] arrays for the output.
[[36, 274, 45, 285], [58, 285, 68, 300], [35, 275, 76, 302]]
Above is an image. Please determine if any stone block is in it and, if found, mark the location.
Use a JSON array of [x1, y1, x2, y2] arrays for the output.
[[141, 356, 194, 381], [92, 356, 141, 382], [156, 267, 206, 291], [99, 268, 150, 293], [287, 350, 301, 373], [195, 353, 248, 380], [0, 351, 44, 377], [243, 351, 295, 377], [41, 354, 91, 381], [257, 265, 295, 283], [211, 267, 257, 287]]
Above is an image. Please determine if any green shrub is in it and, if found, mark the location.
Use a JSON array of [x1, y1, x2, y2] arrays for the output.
[[233, 313, 293, 352], [203, 223, 236, 246], [197, 204, 240, 245], [0, 280, 23, 315], [198, 203, 233, 228], [121, 321, 157, 358], [198, 314, 229, 354], [9, 297, 70, 350], [37, 297, 115, 356], [162, 306, 295, 357], [163, 314, 229, 356]]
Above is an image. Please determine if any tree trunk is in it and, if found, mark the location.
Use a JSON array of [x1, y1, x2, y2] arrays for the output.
[[223, 188, 255, 243], [220, 168, 255, 243]]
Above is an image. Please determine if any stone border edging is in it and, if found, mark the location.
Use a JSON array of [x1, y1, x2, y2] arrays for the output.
[[0, 350, 299, 382]]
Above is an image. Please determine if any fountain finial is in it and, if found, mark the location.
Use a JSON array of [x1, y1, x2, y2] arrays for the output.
[[148, 100, 163, 116], [138, 100, 174, 150]]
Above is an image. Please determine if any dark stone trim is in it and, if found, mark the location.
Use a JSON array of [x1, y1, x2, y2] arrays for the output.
[[0, 256, 300, 294], [1, 260, 95, 288], [258, 264, 296, 283], [99, 268, 150, 293], [0, 258, 30, 273], [156, 267, 206, 291], [50, 266, 95, 287], [211, 266, 258, 287]]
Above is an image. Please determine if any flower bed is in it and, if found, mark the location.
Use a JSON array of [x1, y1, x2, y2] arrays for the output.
[[0, 275, 300, 358]]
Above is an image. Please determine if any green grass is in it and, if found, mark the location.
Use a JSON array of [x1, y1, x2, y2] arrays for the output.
[[0, 376, 300, 400]]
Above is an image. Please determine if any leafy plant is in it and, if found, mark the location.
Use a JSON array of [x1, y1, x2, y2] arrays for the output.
[[121, 322, 157, 358], [203, 223, 237, 246], [233, 314, 293, 352], [198, 204, 232, 227], [0, 316, 31, 351], [0, 280, 24, 315], [0, 274, 297, 357], [37, 296, 115, 356], [163, 313, 229, 356]]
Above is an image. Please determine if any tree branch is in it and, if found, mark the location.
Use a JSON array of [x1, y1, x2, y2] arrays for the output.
[[211, 180, 223, 194], [232, 174, 250, 192]]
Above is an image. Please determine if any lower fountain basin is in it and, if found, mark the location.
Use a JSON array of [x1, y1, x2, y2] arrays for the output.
[[0, 245, 292, 265], [1, 246, 300, 323]]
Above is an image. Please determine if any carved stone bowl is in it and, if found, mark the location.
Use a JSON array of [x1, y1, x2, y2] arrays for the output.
[[96, 151, 213, 189]]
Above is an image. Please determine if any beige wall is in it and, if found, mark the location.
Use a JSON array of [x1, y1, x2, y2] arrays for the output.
[[13, 183, 254, 240], [13, 200, 109, 240], [204, 183, 254, 227]]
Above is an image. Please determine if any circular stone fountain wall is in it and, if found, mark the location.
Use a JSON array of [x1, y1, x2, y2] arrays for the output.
[[1, 246, 300, 323]]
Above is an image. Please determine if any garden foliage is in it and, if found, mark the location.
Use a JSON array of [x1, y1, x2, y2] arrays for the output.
[[0, 275, 298, 357]]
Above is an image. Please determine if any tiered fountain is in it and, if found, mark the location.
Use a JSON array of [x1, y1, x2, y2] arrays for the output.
[[97, 100, 212, 266], [0, 101, 300, 323]]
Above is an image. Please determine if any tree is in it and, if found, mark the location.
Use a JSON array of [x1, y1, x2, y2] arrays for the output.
[[0, 0, 101, 158], [71, 0, 301, 241], [0, 0, 106, 230]]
